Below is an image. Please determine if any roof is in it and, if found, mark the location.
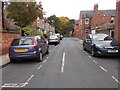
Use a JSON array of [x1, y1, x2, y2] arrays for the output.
[[80, 10, 116, 18]]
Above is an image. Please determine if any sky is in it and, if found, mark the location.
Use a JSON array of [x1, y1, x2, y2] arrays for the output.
[[37, 0, 116, 20]]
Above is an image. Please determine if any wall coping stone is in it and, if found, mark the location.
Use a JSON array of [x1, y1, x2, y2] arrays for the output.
[[0, 30, 21, 34]]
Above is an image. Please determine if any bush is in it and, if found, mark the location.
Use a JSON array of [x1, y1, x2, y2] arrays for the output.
[[22, 27, 44, 36], [44, 33, 50, 38]]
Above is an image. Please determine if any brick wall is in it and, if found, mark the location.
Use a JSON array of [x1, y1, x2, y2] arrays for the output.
[[74, 24, 80, 38], [115, 1, 120, 43], [0, 32, 21, 55], [91, 11, 111, 26]]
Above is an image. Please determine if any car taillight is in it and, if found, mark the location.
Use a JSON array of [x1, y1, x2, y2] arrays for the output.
[[55, 38, 58, 40], [9, 47, 11, 50], [48, 38, 50, 40], [33, 38, 38, 48]]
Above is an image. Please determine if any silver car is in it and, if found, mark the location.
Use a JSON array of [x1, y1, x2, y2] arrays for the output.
[[48, 35, 60, 45]]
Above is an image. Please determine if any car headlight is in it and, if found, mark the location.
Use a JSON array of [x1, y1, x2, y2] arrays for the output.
[[96, 45, 104, 49]]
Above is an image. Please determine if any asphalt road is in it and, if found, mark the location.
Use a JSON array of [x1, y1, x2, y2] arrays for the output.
[[2, 38, 120, 88]]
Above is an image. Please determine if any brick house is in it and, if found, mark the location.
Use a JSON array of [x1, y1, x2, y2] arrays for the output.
[[78, 4, 116, 39], [35, 17, 55, 35], [74, 20, 80, 38], [115, 0, 120, 43]]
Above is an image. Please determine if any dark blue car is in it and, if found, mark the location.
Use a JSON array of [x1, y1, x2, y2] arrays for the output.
[[83, 34, 120, 57], [9, 36, 49, 63]]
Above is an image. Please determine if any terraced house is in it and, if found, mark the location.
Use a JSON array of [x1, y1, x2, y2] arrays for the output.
[[115, 0, 120, 43], [78, 4, 116, 39]]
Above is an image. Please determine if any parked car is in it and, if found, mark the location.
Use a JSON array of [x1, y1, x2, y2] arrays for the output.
[[60, 35, 63, 40], [83, 33, 120, 57], [56, 33, 61, 40], [48, 35, 60, 45], [9, 36, 49, 63]]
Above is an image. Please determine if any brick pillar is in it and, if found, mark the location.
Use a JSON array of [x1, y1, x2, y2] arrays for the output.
[[115, 0, 120, 43], [0, 1, 2, 30]]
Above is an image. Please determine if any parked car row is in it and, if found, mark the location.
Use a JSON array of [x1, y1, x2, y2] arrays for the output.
[[9, 34, 64, 63], [48, 33, 63, 45], [83, 33, 120, 57]]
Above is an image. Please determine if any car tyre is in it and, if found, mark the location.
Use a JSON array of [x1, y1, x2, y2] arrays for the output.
[[10, 58, 17, 63], [91, 47, 96, 57], [83, 44, 86, 50], [46, 48, 49, 54], [36, 52, 42, 62]]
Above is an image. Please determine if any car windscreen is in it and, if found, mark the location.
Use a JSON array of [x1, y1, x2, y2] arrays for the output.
[[93, 35, 113, 41], [11, 38, 33, 46]]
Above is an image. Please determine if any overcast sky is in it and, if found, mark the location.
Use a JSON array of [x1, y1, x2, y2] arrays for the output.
[[37, 0, 116, 20]]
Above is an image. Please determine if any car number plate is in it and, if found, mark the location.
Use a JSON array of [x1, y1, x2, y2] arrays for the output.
[[15, 49, 28, 52], [108, 50, 118, 53]]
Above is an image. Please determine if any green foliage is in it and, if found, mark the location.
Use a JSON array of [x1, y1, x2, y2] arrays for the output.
[[44, 33, 50, 38], [47, 15, 75, 35], [22, 27, 43, 36], [6, 2, 43, 28]]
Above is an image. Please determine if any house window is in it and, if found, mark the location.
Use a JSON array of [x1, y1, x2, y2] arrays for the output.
[[85, 18, 89, 24], [111, 17, 114, 23], [84, 29, 89, 33]]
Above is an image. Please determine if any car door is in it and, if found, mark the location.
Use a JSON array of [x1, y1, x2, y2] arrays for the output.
[[41, 37, 48, 54], [85, 35, 92, 51], [36, 36, 44, 54]]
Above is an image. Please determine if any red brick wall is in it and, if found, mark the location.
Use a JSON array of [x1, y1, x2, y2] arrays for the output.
[[74, 24, 80, 38], [0, 32, 21, 55], [115, 1, 120, 43], [91, 11, 111, 26]]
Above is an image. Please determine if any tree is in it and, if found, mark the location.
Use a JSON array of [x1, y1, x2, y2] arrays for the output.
[[6, 2, 43, 28], [47, 15, 75, 35], [47, 15, 62, 33]]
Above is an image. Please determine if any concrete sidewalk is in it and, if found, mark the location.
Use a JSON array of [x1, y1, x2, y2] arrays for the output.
[[0, 54, 10, 68]]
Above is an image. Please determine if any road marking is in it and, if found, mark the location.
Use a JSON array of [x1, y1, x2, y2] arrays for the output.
[[88, 55, 92, 59], [50, 54, 52, 56], [2, 83, 25, 88], [61, 52, 66, 72], [83, 51, 85, 53], [43, 59, 47, 63], [38, 65, 43, 70], [100, 66, 107, 72], [92, 60, 98, 64], [85, 53, 88, 55], [112, 76, 120, 84], [24, 75, 34, 86], [47, 57, 49, 59]]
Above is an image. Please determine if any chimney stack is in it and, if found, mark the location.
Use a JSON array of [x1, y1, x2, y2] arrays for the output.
[[94, 4, 98, 11]]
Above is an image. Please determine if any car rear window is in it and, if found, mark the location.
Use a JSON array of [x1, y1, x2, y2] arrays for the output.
[[11, 38, 33, 46], [50, 35, 57, 39]]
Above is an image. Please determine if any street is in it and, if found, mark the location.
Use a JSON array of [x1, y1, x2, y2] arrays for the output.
[[2, 38, 119, 88]]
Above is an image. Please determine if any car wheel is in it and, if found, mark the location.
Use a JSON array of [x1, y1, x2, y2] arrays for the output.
[[36, 52, 42, 62], [83, 44, 86, 50], [46, 48, 49, 54], [10, 58, 17, 63], [91, 47, 96, 57]]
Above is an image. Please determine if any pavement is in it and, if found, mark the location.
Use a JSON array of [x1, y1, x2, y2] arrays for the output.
[[0, 54, 10, 69], [1, 38, 119, 88]]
